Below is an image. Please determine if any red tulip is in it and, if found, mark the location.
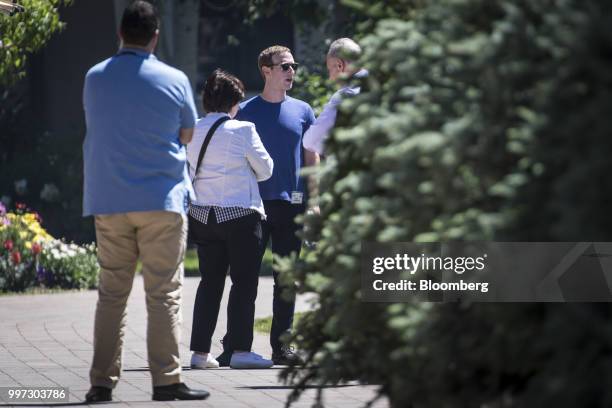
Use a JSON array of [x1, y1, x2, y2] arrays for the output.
[[11, 250, 21, 264], [3, 240, 13, 251], [32, 243, 42, 255], [16, 203, 26, 210]]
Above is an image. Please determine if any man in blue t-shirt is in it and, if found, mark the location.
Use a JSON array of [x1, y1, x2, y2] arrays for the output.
[[230, 45, 318, 366], [82, 1, 208, 403]]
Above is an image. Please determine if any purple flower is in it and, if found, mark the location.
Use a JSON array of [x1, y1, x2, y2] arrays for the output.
[[37, 265, 54, 286], [36, 265, 46, 283], [0, 202, 5, 216]]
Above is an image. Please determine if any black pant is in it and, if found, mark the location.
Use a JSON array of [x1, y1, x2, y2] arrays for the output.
[[261, 200, 306, 352], [189, 210, 263, 353]]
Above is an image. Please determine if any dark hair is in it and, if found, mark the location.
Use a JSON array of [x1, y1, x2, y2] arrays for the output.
[[120, 1, 159, 46], [258, 45, 291, 77], [202, 69, 245, 113]]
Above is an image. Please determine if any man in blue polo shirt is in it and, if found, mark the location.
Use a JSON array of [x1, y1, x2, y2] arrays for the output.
[[82, 1, 208, 403], [231, 45, 318, 366]]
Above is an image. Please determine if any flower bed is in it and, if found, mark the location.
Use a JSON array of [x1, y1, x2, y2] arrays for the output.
[[0, 203, 98, 292]]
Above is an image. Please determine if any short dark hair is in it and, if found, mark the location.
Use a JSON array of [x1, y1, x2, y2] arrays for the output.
[[202, 69, 245, 113], [258, 45, 291, 77], [120, 1, 159, 46]]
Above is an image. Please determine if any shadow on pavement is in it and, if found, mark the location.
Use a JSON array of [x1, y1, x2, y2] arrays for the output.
[[237, 384, 359, 390], [0, 403, 90, 407], [125, 366, 289, 371]]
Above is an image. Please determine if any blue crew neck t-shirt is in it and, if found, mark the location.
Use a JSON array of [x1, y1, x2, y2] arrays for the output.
[[236, 95, 315, 202], [82, 48, 197, 216]]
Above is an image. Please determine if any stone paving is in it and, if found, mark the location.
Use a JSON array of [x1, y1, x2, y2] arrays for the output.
[[0, 276, 388, 407]]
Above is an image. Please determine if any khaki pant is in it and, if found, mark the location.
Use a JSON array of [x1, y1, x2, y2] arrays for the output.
[[89, 211, 187, 388]]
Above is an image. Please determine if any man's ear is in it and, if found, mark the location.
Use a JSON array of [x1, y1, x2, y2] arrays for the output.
[[338, 59, 346, 72], [261, 65, 271, 78], [149, 29, 160, 50]]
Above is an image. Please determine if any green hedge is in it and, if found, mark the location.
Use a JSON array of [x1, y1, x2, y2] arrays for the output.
[[280, 1, 612, 407]]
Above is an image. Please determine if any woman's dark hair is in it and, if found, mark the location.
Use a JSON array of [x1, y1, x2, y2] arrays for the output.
[[202, 69, 245, 113], [120, 1, 159, 46]]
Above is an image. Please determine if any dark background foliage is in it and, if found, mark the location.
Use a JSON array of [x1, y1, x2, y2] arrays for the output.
[[0, 0, 93, 242]]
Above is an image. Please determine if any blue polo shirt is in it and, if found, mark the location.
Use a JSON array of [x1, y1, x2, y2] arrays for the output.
[[236, 95, 315, 202], [82, 48, 197, 216]]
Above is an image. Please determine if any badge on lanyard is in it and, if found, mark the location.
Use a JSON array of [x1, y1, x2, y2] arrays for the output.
[[290, 191, 303, 204]]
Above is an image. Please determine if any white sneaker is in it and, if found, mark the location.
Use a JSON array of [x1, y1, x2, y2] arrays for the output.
[[191, 353, 220, 369], [229, 351, 273, 369]]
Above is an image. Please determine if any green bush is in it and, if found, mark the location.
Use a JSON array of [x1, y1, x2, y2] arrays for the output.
[[280, 1, 612, 407]]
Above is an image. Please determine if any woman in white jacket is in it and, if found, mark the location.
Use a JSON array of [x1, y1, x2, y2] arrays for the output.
[[187, 69, 273, 369]]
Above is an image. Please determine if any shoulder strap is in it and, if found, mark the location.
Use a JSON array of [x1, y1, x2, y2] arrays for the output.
[[192, 116, 230, 183]]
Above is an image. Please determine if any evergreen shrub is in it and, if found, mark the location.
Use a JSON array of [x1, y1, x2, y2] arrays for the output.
[[280, 1, 612, 407]]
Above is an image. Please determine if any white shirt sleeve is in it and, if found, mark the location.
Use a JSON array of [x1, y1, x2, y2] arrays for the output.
[[243, 123, 274, 182], [302, 91, 343, 155]]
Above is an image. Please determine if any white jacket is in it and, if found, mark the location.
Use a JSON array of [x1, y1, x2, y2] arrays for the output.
[[187, 112, 273, 218], [303, 69, 368, 155]]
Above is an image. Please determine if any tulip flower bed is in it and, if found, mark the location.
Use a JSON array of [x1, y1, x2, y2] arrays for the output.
[[0, 203, 98, 292]]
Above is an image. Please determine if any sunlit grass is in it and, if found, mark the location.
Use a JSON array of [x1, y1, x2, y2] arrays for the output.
[[184, 248, 199, 275], [254, 312, 304, 334]]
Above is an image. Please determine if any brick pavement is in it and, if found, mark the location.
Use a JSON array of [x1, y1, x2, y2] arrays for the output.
[[0, 276, 388, 407]]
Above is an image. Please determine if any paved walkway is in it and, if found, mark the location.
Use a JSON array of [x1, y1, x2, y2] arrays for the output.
[[0, 276, 388, 407]]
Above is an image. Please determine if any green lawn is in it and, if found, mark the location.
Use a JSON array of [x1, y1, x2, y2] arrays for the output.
[[184, 248, 199, 275], [254, 312, 304, 334]]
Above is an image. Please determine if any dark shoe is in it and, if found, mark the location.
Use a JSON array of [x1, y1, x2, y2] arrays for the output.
[[85, 386, 112, 403], [152, 382, 210, 401], [216, 349, 232, 367], [272, 346, 304, 366]]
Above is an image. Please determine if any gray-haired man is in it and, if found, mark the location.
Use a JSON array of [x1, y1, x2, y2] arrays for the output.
[[302, 38, 368, 155]]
